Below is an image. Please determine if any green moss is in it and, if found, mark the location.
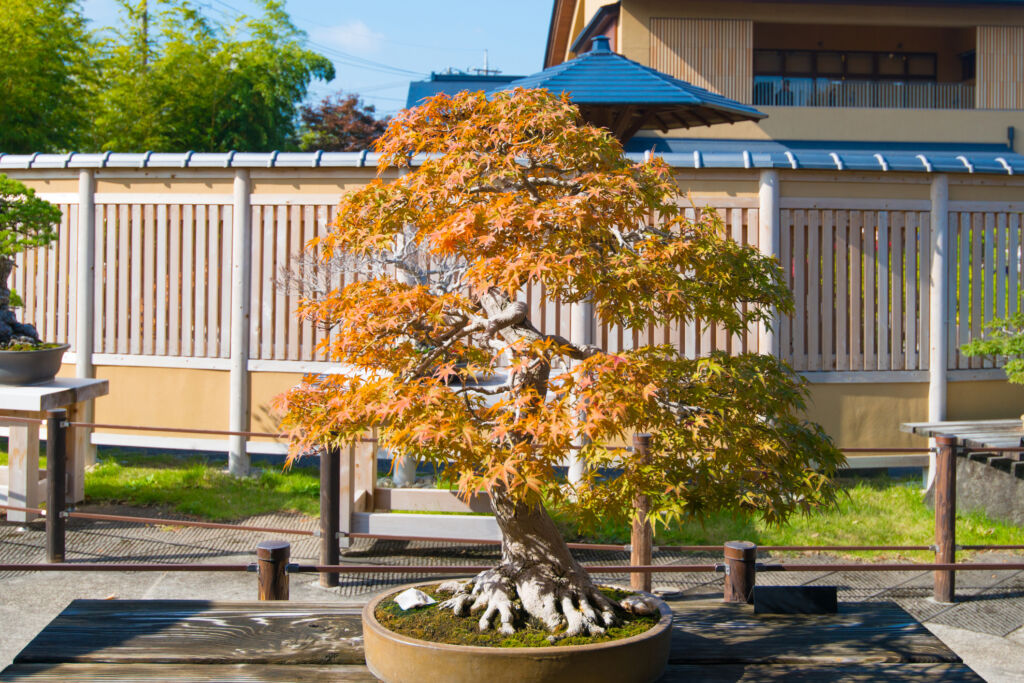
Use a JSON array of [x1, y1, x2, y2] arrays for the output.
[[0, 341, 64, 351], [375, 585, 658, 648]]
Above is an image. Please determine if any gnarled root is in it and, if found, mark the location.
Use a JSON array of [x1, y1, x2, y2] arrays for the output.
[[437, 564, 619, 637]]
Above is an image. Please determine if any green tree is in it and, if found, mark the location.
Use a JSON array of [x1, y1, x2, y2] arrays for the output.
[[0, 0, 96, 153], [94, 0, 334, 152], [962, 313, 1024, 383]]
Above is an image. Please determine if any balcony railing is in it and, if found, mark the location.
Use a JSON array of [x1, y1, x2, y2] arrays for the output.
[[752, 76, 974, 110]]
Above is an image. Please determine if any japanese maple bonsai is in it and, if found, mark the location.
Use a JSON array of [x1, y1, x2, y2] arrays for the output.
[[0, 175, 64, 383], [280, 90, 843, 646]]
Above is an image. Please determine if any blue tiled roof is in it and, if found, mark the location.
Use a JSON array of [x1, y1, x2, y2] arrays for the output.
[[493, 36, 765, 128], [624, 137, 1024, 175], [406, 73, 522, 109]]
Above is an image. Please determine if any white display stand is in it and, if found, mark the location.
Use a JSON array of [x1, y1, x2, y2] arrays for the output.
[[0, 378, 109, 522]]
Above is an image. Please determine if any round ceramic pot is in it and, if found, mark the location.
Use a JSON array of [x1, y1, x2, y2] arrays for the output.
[[362, 580, 673, 683], [0, 344, 70, 385]]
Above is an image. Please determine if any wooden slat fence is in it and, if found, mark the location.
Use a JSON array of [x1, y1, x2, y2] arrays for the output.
[[12, 199, 1024, 373]]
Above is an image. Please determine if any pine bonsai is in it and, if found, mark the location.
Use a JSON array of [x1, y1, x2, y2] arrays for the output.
[[0, 175, 60, 347], [279, 89, 843, 636]]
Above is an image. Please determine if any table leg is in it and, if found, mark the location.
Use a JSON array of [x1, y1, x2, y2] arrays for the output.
[[65, 402, 88, 504], [6, 421, 41, 523]]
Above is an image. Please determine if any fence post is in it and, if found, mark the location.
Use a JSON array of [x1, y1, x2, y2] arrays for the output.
[[75, 168, 97, 475], [926, 174, 950, 490], [934, 434, 957, 603], [228, 168, 252, 477], [46, 409, 68, 563], [630, 433, 653, 592], [257, 540, 290, 600], [758, 169, 781, 357], [319, 446, 340, 588], [339, 442, 354, 549], [723, 541, 757, 604]]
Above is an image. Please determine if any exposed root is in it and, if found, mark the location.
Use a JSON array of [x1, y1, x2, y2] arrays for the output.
[[437, 564, 620, 636]]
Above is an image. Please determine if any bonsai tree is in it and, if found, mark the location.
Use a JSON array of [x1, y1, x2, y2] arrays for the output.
[[961, 313, 1024, 382], [0, 175, 60, 346], [280, 89, 844, 636]]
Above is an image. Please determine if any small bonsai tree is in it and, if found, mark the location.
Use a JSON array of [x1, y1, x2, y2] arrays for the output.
[[0, 175, 61, 346], [279, 89, 844, 636], [961, 313, 1024, 383]]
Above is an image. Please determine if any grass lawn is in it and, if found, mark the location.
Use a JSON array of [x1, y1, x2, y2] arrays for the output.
[[2, 449, 1022, 557]]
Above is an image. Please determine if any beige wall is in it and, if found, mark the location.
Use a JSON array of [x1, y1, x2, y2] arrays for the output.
[[805, 382, 927, 449]]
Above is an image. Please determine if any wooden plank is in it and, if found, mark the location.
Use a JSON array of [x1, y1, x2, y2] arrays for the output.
[[958, 213, 970, 370], [142, 205, 155, 355], [352, 432, 376, 513], [0, 663, 378, 682], [57, 206, 71, 345], [374, 487, 492, 514], [659, 663, 982, 682], [876, 211, 889, 371], [746, 207, 759, 353], [835, 211, 849, 371], [891, 211, 904, 370], [155, 204, 168, 356], [918, 212, 930, 371], [807, 210, 821, 371], [971, 213, 983, 369], [288, 205, 302, 360], [666, 599, 962, 665], [275, 206, 288, 360], [906, 211, 918, 369], [180, 205, 195, 357], [208, 205, 222, 358], [996, 212, 1008, 321], [249, 205, 262, 358], [849, 211, 863, 371], [167, 204, 181, 357], [730, 208, 745, 354], [129, 205, 142, 355], [301, 206, 315, 360], [863, 211, 876, 371], [43, 213, 58, 344], [352, 511, 500, 541], [194, 205, 208, 356], [116, 205, 130, 354], [104, 204, 117, 354], [13, 601, 364, 665], [220, 205, 233, 359], [261, 206, 275, 360], [1009, 213, 1020, 318], [779, 209, 792, 364], [820, 210, 833, 370]]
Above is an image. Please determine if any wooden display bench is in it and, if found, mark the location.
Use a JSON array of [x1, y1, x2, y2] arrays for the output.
[[0, 378, 109, 523]]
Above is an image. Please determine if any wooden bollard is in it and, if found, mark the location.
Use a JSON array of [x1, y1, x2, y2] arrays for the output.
[[257, 540, 291, 600], [723, 541, 757, 603], [630, 433, 653, 592], [319, 446, 341, 588], [934, 434, 957, 603], [45, 409, 68, 563]]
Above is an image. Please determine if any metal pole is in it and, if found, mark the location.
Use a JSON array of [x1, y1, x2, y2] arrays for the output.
[[934, 434, 957, 603], [723, 541, 757, 603], [630, 433, 653, 592], [228, 169, 252, 477], [319, 446, 340, 588], [927, 174, 950, 490], [567, 298, 594, 486], [45, 409, 68, 563], [758, 170, 781, 357], [256, 540, 290, 600], [76, 169, 96, 471]]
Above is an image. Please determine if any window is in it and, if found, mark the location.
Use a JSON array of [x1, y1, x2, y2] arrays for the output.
[[754, 49, 937, 81]]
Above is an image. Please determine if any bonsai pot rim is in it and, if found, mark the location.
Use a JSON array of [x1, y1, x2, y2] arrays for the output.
[[361, 578, 673, 683], [0, 343, 70, 385]]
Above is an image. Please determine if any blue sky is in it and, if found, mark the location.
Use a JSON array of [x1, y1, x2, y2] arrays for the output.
[[79, 0, 554, 117]]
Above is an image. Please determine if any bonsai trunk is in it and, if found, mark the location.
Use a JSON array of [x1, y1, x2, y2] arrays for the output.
[[438, 483, 619, 636], [0, 256, 13, 311]]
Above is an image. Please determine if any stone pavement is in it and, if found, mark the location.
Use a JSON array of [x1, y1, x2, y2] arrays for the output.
[[2, 508, 1023, 682]]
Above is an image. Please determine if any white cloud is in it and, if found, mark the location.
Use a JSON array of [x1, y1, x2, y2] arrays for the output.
[[311, 20, 385, 55]]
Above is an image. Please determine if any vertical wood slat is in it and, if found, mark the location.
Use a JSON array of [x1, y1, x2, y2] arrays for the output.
[[220, 205, 233, 359], [1010, 213, 1021, 318], [116, 205, 129, 354], [958, 212, 971, 369], [180, 205, 195, 357], [104, 205, 116, 354], [730, 208, 745, 354], [779, 209, 792, 364], [971, 213, 983, 369], [876, 211, 889, 371], [862, 212, 876, 370], [194, 205, 208, 356], [287, 206, 302, 360], [43, 211, 58, 344], [168, 204, 181, 357], [57, 206, 71, 345], [849, 211, 862, 371], [301, 206, 315, 360], [129, 205, 142, 355], [793, 210, 806, 370], [946, 210, 959, 371], [207, 205, 221, 358], [820, 210, 833, 370], [807, 211, 821, 371], [835, 211, 849, 371], [983, 213, 996, 369], [997, 212, 1008, 321], [154, 205, 168, 355], [918, 211, 931, 371], [249, 206, 262, 359], [650, 18, 753, 103], [261, 206, 275, 360], [143, 205, 155, 355], [905, 211, 919, 370], [890, 211, 904, 370]]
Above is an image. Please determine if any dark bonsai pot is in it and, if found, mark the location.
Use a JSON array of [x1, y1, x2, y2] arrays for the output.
[[362, 580, 673, 683], [0, 343, 70, 385]]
